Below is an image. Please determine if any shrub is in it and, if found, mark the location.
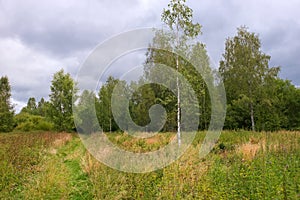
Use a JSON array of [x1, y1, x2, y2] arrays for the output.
[[14, 113, 55, 132]]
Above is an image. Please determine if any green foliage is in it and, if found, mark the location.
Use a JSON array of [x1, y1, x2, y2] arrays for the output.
[[0, 76, 14, 132], [220, 27, 281, 131], [48, 69, 78, 132], [144, 33, 212, 131], [74, 90, 99, 134], [96, 76, 119, 132], [14, 112, 54, 132], [162, 0, 201, 38], [273, 79, 300, 130], [21, 97, 38, 115], [36, 97, 48, 117]]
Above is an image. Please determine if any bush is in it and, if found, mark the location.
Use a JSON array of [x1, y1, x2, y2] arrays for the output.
[[14, 113, 55, 132], [35, 121, 54, 131]]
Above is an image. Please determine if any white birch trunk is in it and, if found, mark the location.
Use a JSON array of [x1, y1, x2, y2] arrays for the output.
[[176, 20, 181, 146]]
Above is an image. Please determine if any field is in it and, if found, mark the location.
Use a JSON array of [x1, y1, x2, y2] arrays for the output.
[[0, 131, 299, 199]]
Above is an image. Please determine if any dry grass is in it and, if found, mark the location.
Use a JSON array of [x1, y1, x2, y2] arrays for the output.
[[48, 132, 72, 154], [52, 132, 73, 147], [238, 138, 266, 161], [145, 137, 160, 144], [238, 143, 261, 160]]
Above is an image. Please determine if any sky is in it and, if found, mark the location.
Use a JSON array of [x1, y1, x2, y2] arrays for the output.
[[0, 0, 299, 112]]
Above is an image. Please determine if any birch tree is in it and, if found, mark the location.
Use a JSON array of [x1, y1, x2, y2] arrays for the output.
[[49, 69, 78, 131], [161, 0, 201, 145], [219, 27, 279, 131]]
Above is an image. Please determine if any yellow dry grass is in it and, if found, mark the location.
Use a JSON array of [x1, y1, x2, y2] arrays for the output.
[[49, 133, 72, 154], [238, 138, 265, 161], [52, 133, 72, 147]]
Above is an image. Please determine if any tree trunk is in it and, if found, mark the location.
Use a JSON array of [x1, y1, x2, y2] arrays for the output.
[[176, 20, 181, 147], [177, 63, 181, 146], [109, 117, 112, 133], [250, 102, 255, 131]]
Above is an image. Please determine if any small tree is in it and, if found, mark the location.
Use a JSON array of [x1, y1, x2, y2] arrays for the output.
[[161, 0, 201, 145], [75, 90, 98, 134], [0, 76, 14, 132], [48, 69, 78, 132], [96, 76, 120, 133], [21, 97, 38, 115], [37, 97, 47, 117]]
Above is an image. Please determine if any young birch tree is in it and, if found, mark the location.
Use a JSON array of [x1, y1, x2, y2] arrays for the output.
[[161, 0, 201, 145]]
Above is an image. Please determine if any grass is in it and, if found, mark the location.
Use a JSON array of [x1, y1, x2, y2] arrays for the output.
[[0, 130, 299, 199]]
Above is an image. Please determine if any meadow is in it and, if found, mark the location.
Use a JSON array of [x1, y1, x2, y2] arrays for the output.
[[0, 131, 299, 199]]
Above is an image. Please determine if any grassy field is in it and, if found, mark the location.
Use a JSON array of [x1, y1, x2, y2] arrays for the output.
[[0, 131, 299, 199]]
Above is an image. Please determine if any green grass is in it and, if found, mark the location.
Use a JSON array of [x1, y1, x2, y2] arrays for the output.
[[0, 131, 299, 199]]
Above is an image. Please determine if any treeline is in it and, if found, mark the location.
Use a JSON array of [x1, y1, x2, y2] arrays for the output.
[[0, 27, 299, 133], [0, 70, 77, 132], [220, 27, 300, 131]]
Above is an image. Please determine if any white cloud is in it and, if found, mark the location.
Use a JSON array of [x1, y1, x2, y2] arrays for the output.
[[11, 98, 26, 113]]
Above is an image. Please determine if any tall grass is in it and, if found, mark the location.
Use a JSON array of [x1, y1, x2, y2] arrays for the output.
[[86, 131, 300, 199], [0, 131, 299, 199], [0, 132, 72, 199]]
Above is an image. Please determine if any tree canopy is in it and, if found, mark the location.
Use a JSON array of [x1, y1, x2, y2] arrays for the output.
[[0, 76, 14, 132], [48, 69, 78, 132]]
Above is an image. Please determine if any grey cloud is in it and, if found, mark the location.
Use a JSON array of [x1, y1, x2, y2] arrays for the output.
[[0, 0, 157, 57], [189, 0, 300, 85], [0, 0, 299, 112], [0, 37, 77, 105]]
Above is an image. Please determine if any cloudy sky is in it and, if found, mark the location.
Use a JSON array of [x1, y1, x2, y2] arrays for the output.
[[0, 0, 299, 112]]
